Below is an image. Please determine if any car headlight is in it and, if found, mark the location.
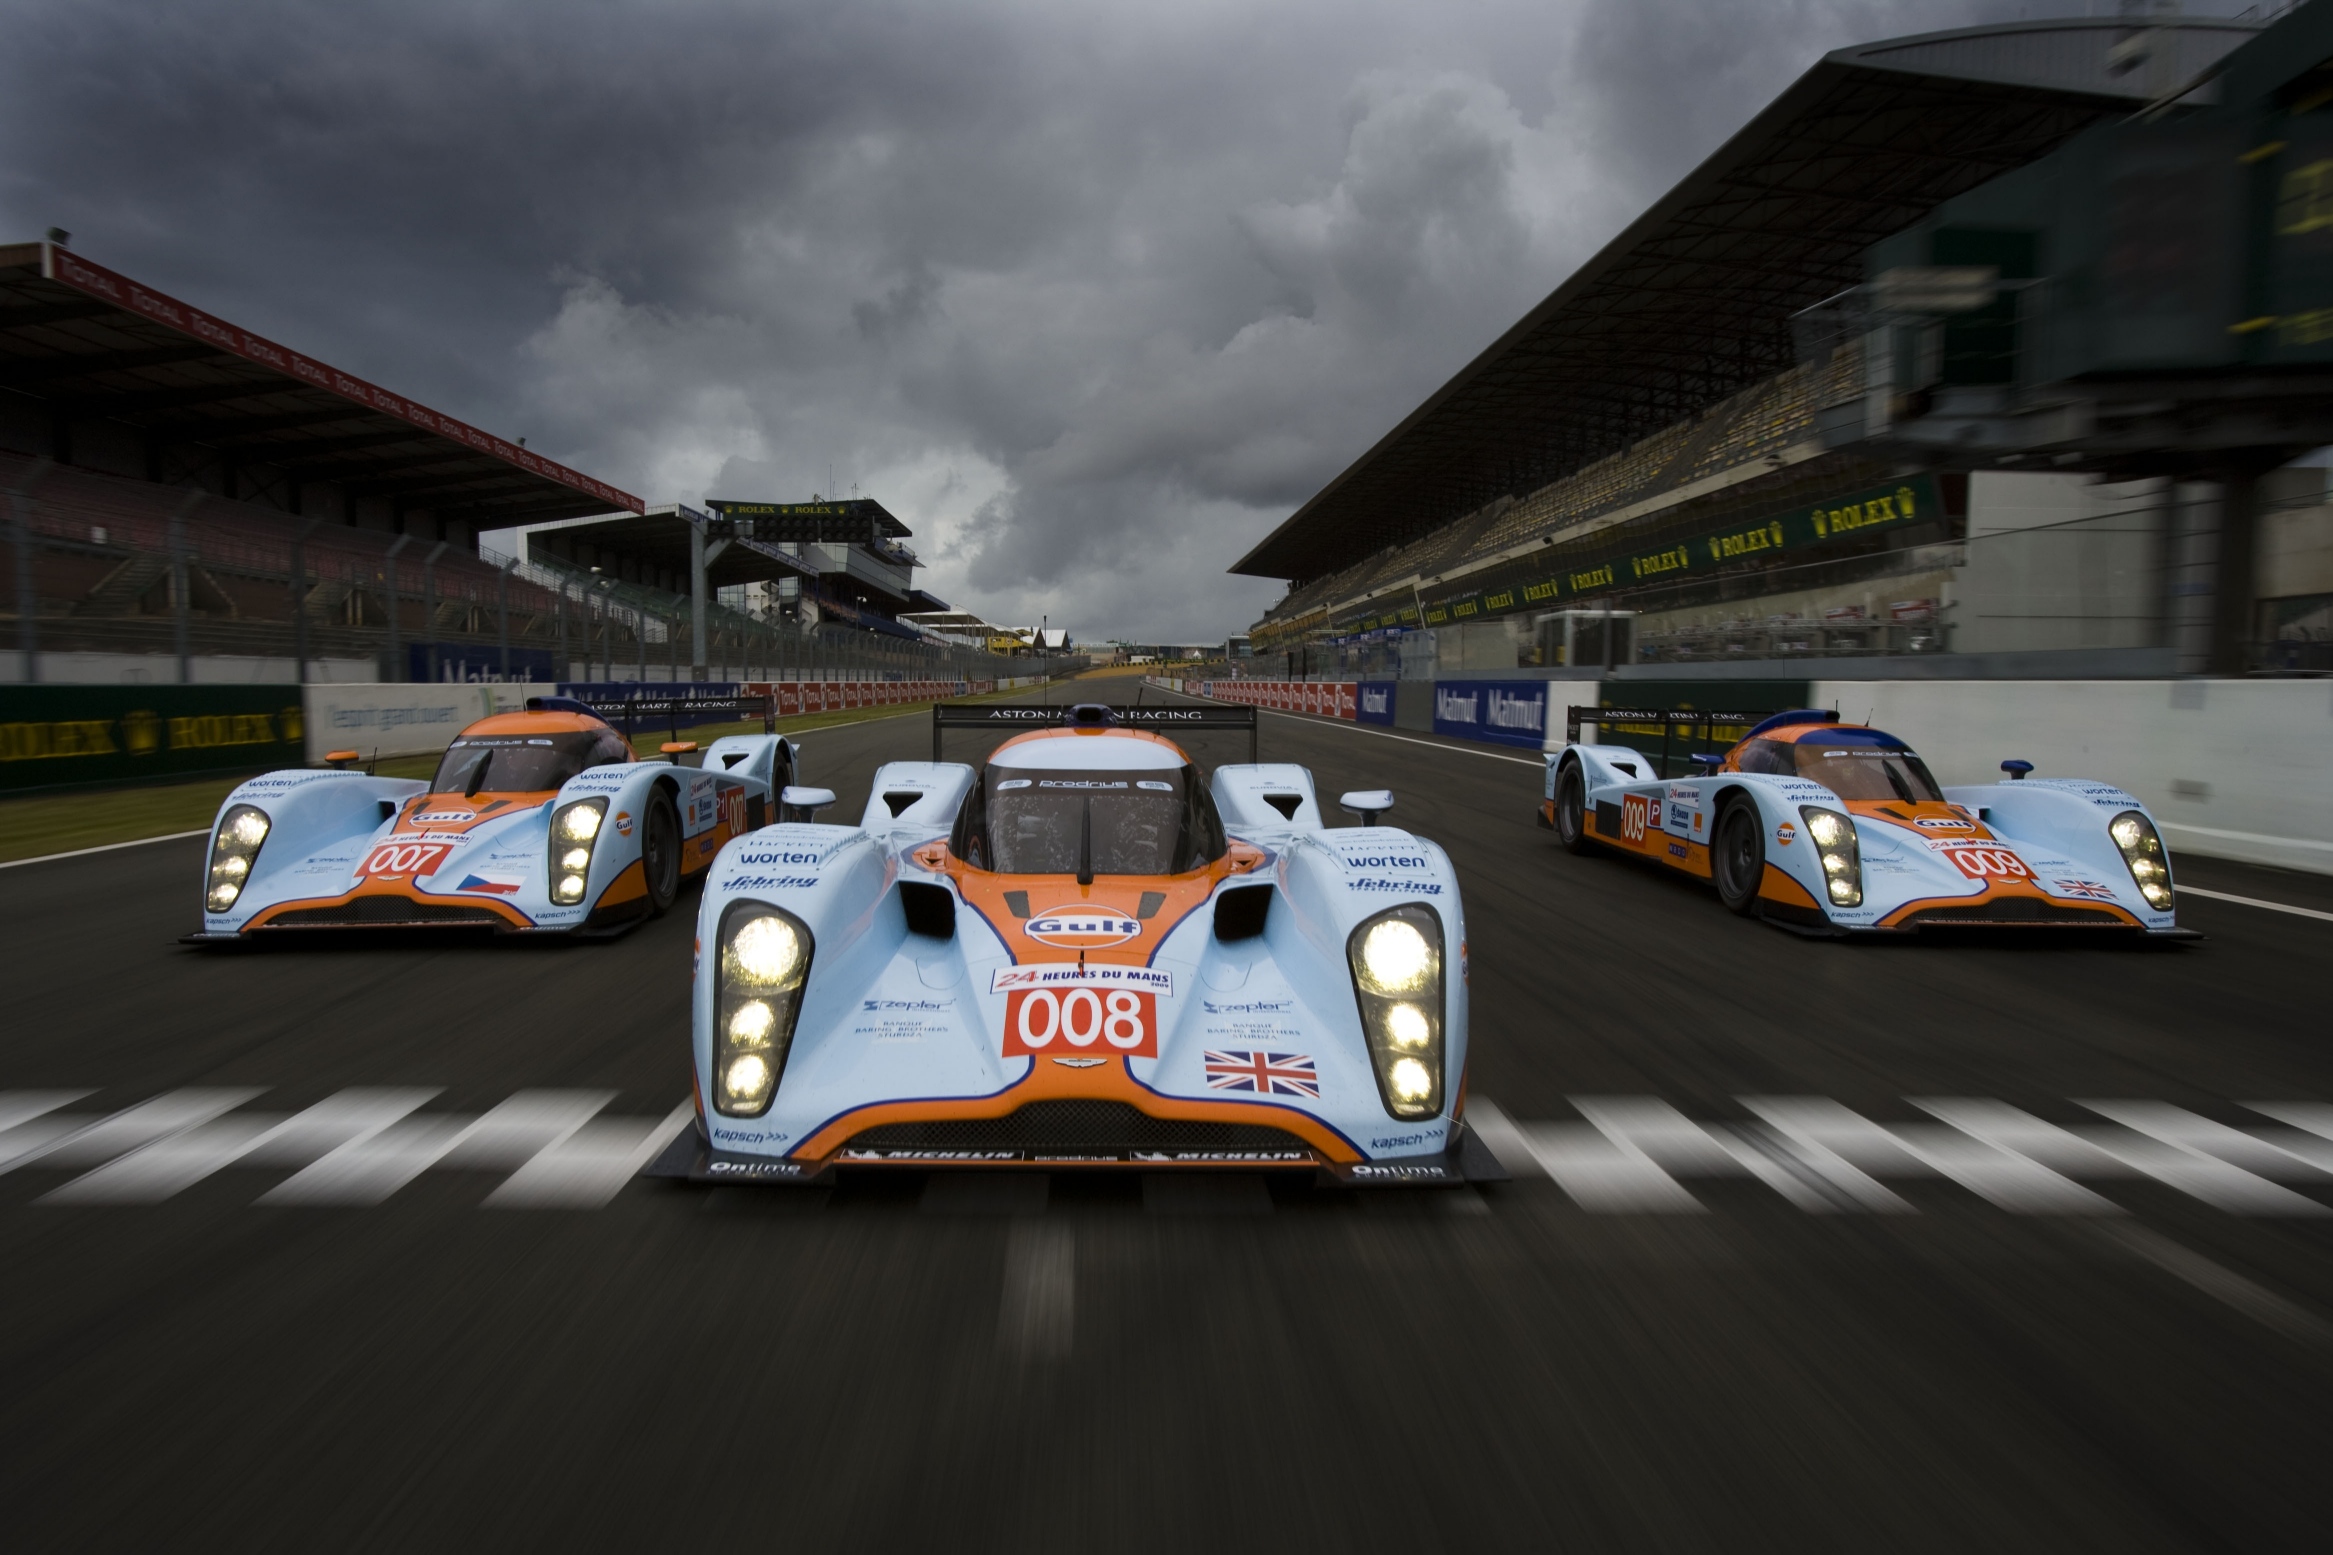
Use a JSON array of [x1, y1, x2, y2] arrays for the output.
[[2109, 810, 2174, 911], [548, 798, 607, 906], [1800, 805, 1861, 908], [205, 803, 270, 912], [714, 901, 813, 1117], [1347, 904, 1443, 1120]]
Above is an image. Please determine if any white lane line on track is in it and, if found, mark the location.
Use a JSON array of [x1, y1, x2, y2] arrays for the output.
[[2176, 885, 2333, 924], [1147, 687, 1542, 765], [482, 1098, 694, 1209], [0, 829, 211, 870], [2091, 1221, 2333, 1348]]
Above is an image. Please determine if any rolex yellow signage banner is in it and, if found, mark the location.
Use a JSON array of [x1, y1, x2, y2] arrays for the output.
[[1417, 473, 1940, 620], [0, 685, 305, 793]]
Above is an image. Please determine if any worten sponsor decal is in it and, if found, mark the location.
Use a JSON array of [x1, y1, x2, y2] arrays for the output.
[[1334, 850, 1431, 871], [1023, 905, 1141, 949]]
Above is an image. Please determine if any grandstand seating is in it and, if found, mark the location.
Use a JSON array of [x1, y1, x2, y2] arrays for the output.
[[1265, 340, 1871, 628]]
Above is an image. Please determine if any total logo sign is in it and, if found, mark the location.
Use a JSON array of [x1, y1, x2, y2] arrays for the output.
[[1023, 906, 1142, 948]]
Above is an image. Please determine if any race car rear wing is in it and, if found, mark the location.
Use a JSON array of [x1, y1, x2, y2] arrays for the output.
[[1565, 705, 1770, 779], [932, 701, 1258, 763], [567, 693, 777, 743]]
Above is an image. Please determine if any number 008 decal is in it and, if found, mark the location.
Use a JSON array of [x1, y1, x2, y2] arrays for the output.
[[1001, 987, 1158, 1058]]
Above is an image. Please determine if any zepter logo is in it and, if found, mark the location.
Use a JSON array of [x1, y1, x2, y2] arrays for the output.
[[1023, 906, 1141, 948]]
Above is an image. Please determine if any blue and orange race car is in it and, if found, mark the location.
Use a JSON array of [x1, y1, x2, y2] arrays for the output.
[[192, 697, 802, 939], [1539, 707, 2184, 935]]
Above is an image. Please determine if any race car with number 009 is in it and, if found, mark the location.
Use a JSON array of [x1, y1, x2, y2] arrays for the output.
[[191, 697, 804, 939], [652, 702, 1504, 1187], [1539, 707, 2186, 935]]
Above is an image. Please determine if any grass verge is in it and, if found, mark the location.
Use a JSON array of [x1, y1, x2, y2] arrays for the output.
[[0, 688, 1035, 865]]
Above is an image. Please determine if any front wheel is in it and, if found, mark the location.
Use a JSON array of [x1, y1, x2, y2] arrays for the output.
[[1713, 799, 1764, 916], [1555, 761, 1592, 855], [643, 789, 682, 917]]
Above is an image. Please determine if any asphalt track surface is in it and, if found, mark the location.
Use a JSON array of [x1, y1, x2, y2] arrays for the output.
[[4, 696, 2331, 1551]]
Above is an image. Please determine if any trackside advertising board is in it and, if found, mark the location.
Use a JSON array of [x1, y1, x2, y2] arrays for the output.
[[1355, 681, 1397, 725], [1, 685, 305, 793], [1195, 681, 1357, 719], [307, 682, 538, 763], [1430, 680, 1551, 749]]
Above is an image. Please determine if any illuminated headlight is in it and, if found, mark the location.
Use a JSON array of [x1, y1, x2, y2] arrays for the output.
[[548, 798, 607, 905], [1799, 805, 1861, 908], [713, 901, 813, 1117], [1346, 905, 1443, 1119], [2109, 810, 2174, 911], [205, 804, 270, 912]]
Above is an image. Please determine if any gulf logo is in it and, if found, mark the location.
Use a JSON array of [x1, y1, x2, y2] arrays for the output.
[[1775, 821, 1797, 847], [614, 810, 635, 837], [1024, 906, 1142, 949]]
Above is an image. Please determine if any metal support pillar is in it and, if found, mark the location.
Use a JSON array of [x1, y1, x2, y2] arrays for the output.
[[167, 488, 203, 683], [290, 519, 320, 685], [383, 535, 411, 682], [422, 541, 448, 684], [2206, 466, 2266, 676], [497, 558, 511, 681], [8, 457, 51, 684]]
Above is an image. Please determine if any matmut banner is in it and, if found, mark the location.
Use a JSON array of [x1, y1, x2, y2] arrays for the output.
[[1190, 680, 1357, 720], [41, 245, 641, 514], [744, 681, 990, 716]]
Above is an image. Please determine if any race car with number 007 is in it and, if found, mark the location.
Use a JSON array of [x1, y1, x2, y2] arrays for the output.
[[190, 696, 805, 939], [1539, 707, 2187, 936], [650, 701, 1506, 1188]]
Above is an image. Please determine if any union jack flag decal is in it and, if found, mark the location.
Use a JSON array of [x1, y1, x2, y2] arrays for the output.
[[1203, 1050, 1320, 1099]]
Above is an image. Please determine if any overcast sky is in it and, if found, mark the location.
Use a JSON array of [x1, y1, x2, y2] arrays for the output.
[[0, 1, 2251, 642]]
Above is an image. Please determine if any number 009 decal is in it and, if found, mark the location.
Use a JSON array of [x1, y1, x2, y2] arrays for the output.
[[1944, 846, 2030, 881], [1001, 987, 1158, 1058]]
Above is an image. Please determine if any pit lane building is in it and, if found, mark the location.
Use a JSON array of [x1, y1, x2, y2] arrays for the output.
[[1236, 11, 2333, 679]]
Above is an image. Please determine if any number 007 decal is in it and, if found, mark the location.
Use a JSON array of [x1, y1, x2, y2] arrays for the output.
[[1002, 987, 1158, 1058], [358, 841, 453, 879]]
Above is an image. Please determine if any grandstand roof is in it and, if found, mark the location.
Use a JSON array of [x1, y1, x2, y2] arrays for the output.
[[1230, 15, 2260, 583], [0, 239, 639, 526]]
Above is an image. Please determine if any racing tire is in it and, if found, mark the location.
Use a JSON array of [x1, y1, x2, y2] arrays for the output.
[[1554, 761, 1593, 855], [1713, 797, 1764, 917], [643, 789, 682, 917]]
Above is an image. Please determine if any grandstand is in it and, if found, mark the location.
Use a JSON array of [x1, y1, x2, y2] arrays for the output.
[[1236, 13, 2333, 677], [1, 237, 1033, 685]]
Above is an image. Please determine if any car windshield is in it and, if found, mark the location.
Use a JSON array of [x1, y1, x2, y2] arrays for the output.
[[954, 765, 1226, 875], [430, 732, 620, 795], [1788, 739, 1945, 804]]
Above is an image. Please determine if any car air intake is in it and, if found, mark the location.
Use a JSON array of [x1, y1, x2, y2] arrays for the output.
[[899, 881, 955, 938], [1902, 901, 2130, 928], [1214, 886, 1271, 941], [847, 1100, 1311, 1153], [262, 900, 507, 928]]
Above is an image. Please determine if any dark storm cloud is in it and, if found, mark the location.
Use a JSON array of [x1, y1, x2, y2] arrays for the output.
[[2, 0, 2152, 640]]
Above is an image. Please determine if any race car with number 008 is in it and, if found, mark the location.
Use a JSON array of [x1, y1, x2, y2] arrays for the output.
[[1539, 707, 2186, 936], [190, 697, 806, 939], [651, 701, 1505, 1188]]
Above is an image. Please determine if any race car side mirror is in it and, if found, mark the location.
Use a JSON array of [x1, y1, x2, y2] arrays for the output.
[[2000, 760, 2034, 780], [780, 785, 838, 822], [1689, 753, 1723, 770], [1340, 790, 1394, 824]]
